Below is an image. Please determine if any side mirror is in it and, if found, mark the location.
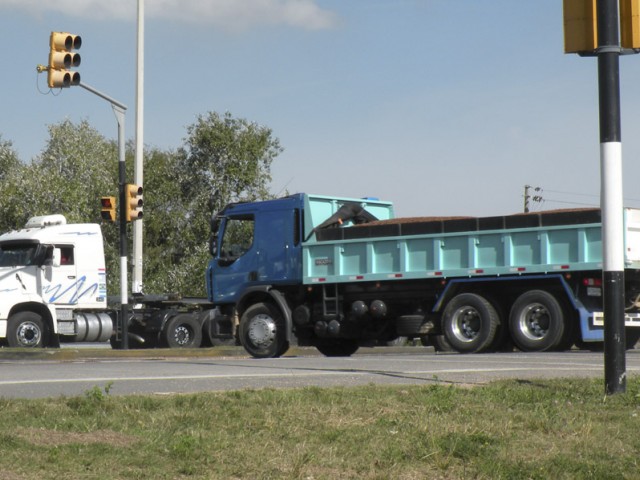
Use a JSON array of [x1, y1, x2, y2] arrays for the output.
[[209, 235, 218, 257]]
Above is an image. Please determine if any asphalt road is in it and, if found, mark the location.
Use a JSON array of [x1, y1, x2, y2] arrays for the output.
[[1, 347, 639, 399]]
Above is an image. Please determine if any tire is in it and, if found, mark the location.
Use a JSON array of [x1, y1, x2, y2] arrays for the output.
[[315, 339, 359, 357], [164, 314, 202, 348], [442, 293, 499, 353], [7, 312, 48, 348], [239, 302, 288, 358], [109, 336, 125, 350], [431, 335, 455, 352], [509, 290, 566, 352]]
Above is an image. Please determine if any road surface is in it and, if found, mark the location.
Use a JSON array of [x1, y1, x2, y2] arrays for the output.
[[1, 347, 639, 398]]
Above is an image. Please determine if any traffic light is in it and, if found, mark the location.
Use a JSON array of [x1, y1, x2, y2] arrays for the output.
[[563, 0, 597, 54], [100, 196, 117, 222], [620, 0, 640, 49], [563, 0, 640, 53], [47, 31, 81, 88], [125, 184, 143, 221]]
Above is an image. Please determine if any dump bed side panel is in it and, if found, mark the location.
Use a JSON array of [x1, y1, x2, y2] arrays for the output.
[[303, 222, 605, 284]]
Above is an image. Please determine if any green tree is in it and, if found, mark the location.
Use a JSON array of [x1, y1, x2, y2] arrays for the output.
[[0, 120, 121, 292], [0, 135, 21, 183], [0, 135, 26, 233], [36, 119, 118, 222], [139, 146, 194, 294], [0, 111, 282, 298], [141, 111, 282, 296]]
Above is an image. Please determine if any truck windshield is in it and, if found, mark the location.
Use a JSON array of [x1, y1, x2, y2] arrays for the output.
[[0, 243, 41, 267]]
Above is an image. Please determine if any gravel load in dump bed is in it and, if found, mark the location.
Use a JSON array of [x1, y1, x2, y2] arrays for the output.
[[314, 208, 601, 241], [363, 208, 600, 226]]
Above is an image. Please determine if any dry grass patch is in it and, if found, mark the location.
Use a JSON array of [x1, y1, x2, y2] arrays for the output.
[[17, 428, 137, 448]]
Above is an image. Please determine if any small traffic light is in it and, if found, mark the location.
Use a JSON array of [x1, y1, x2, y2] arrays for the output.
[[47, 31, 81, 88], [100, 196, 117, 222], [125, 184, 143, 222]]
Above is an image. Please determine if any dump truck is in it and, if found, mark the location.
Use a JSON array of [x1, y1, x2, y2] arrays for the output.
[[207, 193, 640, 357]]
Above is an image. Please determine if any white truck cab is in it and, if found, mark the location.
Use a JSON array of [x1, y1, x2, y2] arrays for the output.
[[0, 215, 112, 347]]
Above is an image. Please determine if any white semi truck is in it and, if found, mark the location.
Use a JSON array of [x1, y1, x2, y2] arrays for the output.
[[0, 214, 217, 349], [0, 215, 112, 347]]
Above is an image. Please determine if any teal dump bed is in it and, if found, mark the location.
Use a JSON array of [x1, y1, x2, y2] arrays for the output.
[[302, 195, 640, 284]]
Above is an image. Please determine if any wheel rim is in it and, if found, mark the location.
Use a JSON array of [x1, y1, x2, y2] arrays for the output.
[[247, 313, 277, 348], [450, 306, 481, 343], [173, 325, 192, 346], [17, 322, 42, 347], [516, 303, 550, 341]]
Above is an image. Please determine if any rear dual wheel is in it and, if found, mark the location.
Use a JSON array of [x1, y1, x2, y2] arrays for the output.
[[509, 290, 570, 352], [442, 293, 499, 353]]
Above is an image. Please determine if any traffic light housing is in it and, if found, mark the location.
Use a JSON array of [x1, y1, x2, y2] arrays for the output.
[[100, 196, 116, 222], [48, 31, 81, 88], [620, 0, 640, 49], [125, 184, 143, 222], [563, 0, 640, 53], [563, 0, 597, 54]]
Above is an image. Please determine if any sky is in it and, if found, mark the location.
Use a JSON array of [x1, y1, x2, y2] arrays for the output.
[[3, 0, 640, 218]]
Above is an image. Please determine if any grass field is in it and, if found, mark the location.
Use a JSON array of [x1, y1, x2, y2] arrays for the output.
[[1, 377, 639, 479]]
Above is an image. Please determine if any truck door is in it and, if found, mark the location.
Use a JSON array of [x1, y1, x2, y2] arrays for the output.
[[257, 207, 301, 283], [210, 214, 257, 303], [44, 245, 79, 305]]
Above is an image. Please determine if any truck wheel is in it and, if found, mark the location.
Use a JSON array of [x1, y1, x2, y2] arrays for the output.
[[164, 314, 202, 348], [430, 335, 455, 352], [239, 302, 288, 358], [509, 290, 566, 352], [315, 339, 359, 357], [7, 312, 48, 348], [442, 293, 499, 353]]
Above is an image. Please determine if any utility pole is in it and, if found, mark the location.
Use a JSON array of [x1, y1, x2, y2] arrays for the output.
[[132, 0, 145, 295], [523, 185, 542, 213]]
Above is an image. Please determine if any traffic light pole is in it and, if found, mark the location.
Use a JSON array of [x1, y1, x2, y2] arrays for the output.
[[596, 0, 626, 394], [79, 82, 130, 349]]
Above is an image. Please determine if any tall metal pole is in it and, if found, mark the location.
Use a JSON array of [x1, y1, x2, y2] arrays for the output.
[[597, 0, 626, 394], [115, 105, 129, 350], [132, 0, 145, 294], [79, 82, 129, 349]]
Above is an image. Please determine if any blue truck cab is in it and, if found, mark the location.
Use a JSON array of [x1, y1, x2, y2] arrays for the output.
[[208, 194, 304, 305]]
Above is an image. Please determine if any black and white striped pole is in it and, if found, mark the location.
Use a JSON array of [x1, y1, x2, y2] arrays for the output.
[[596, 0, 626, 395], [564, 0, 637, 394]]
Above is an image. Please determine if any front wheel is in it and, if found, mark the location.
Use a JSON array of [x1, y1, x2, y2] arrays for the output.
[[442, 293, 499, 353], [7, 312, 48, 348], [164, 314, 202, 348], [239, 303, 288, 358]]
